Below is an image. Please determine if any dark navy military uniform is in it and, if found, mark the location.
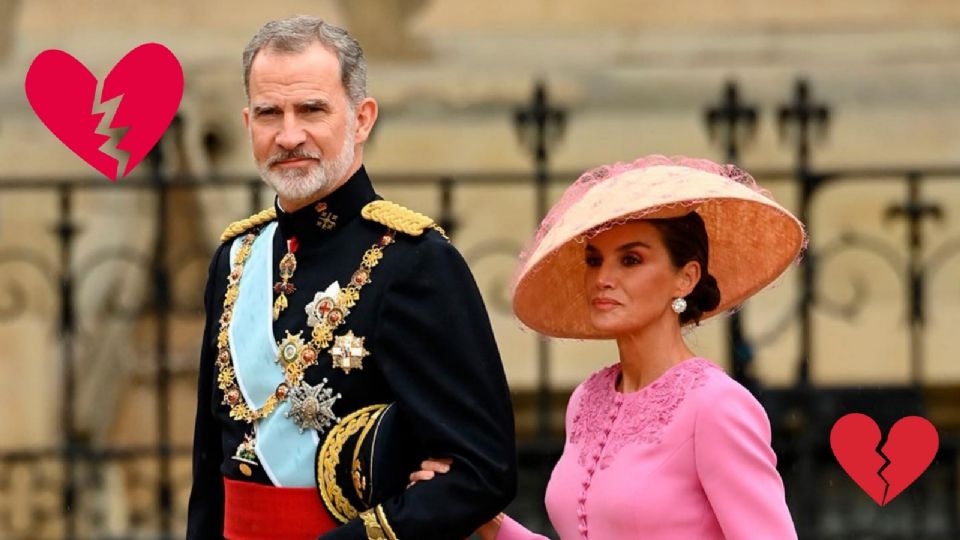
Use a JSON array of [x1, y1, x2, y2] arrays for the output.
[[187, 167, 517, 539]]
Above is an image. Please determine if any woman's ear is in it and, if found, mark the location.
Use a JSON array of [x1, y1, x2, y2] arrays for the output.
[[676, 260, 701, 297]]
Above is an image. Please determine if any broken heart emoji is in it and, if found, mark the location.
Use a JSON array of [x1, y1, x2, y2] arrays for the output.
[[24, 43, 183, 181], [830, 413, 938, 506]]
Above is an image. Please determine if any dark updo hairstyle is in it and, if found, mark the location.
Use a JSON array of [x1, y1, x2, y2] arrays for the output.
[[647, 212, 721, 325]]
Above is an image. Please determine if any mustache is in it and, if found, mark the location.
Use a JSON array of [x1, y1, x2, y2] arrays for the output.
[[266, 150, 322, 167]]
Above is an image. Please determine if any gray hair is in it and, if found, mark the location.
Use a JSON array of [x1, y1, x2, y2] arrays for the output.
[[242, 15, 367, 107]]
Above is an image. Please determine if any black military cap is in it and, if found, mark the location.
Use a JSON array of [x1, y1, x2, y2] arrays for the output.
[[315, 402, 418, 524]]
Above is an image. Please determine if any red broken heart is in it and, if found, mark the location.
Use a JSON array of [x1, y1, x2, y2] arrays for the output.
[[830, 413, 938, 506], [24, 43, 183, 181]]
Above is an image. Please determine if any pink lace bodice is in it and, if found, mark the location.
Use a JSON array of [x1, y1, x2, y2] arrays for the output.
[[569, 358, 715, 470]]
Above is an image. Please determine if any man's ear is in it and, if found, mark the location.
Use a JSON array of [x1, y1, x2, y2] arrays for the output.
[[242, 106, 250, 130], [352, 97, 379, 145]]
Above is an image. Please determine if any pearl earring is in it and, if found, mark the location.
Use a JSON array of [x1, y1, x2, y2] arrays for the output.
[[671, 297, 687, 314]]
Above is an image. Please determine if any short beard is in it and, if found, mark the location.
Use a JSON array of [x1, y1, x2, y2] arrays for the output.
[[257, 127, 357, 205]]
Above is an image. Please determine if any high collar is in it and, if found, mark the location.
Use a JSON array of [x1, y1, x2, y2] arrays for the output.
[[274, 166, 377, 242]]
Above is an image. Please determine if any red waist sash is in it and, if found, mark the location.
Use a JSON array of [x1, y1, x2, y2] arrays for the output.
[[223, 477, 338, 539]]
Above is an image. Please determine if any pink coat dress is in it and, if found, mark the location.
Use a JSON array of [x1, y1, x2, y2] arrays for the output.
[[497, 358, 797, 540]]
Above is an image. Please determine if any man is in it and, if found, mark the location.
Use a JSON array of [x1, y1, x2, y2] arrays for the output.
[[187, 15, 517, 539]]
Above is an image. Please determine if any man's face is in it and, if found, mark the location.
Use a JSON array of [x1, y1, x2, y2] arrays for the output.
[[243, 42, 366, 208]]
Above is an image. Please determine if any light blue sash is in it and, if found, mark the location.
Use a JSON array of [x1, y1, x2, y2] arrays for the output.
[[228, 222, 318, 487]]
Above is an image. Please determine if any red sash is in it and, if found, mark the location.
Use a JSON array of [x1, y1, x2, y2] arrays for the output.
[[223, 477, 338, 539]]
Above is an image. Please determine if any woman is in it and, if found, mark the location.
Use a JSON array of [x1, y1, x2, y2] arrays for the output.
[[413, 155, 803, 539]]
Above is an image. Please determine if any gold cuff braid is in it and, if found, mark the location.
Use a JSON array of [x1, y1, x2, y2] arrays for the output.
[[375, 505, 399, 540], [359, 505, 398, 540], [360, 509, 387, 539]]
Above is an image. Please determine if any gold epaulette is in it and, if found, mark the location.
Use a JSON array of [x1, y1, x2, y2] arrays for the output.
[[361, 200, 448, 239], [220, 208, 278, 243]]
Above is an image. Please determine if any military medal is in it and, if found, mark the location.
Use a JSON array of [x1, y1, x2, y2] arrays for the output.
[[273, 237, 299, 320], [276, 330, 318, 382], [216, 228, 395, 425], [287, 378, 341, 434], [330, 331, 369, 374], [278, 331, 305, 365], [315, 202, 339, 230], [232, 433, 259, 477], [305, 281, 350, 328]]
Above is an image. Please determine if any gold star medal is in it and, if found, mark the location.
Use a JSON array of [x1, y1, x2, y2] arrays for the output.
[[330, 330, 369, 374], [277, 331, 305, 367]]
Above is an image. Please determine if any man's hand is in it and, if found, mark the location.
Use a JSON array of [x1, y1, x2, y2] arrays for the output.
[[407, 458, 504, 539], [407, 457, 452, 488]]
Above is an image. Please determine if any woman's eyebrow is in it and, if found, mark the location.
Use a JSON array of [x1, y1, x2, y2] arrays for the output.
[[615, 241, 651, 252]]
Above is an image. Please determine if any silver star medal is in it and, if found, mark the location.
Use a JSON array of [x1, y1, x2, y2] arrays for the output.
[[286, 378, 341, 434], [305, 281, 350, 328]]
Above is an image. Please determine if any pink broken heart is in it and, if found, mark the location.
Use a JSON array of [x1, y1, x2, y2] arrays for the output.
[[24, 43, 183, 181], [830, 413, 939, 506]]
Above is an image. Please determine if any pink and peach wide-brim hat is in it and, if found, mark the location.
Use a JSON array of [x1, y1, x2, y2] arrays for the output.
[[511, 155, 806, 339]]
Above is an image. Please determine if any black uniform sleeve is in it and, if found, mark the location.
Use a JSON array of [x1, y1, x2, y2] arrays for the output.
[[320, 236, 518, 540], [186, 244, 227, 540]]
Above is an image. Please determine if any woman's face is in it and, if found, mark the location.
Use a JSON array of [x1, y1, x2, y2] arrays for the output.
[[583, 221, 698, 335]]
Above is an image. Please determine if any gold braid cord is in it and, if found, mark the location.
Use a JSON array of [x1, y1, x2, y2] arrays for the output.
[[220, 207, 278, 243], [317, 404, 388, 523], [361, 200, 447, 239]]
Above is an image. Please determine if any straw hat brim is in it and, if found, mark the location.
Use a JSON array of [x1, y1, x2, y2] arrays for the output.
[[511, 165, 805, 339]]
